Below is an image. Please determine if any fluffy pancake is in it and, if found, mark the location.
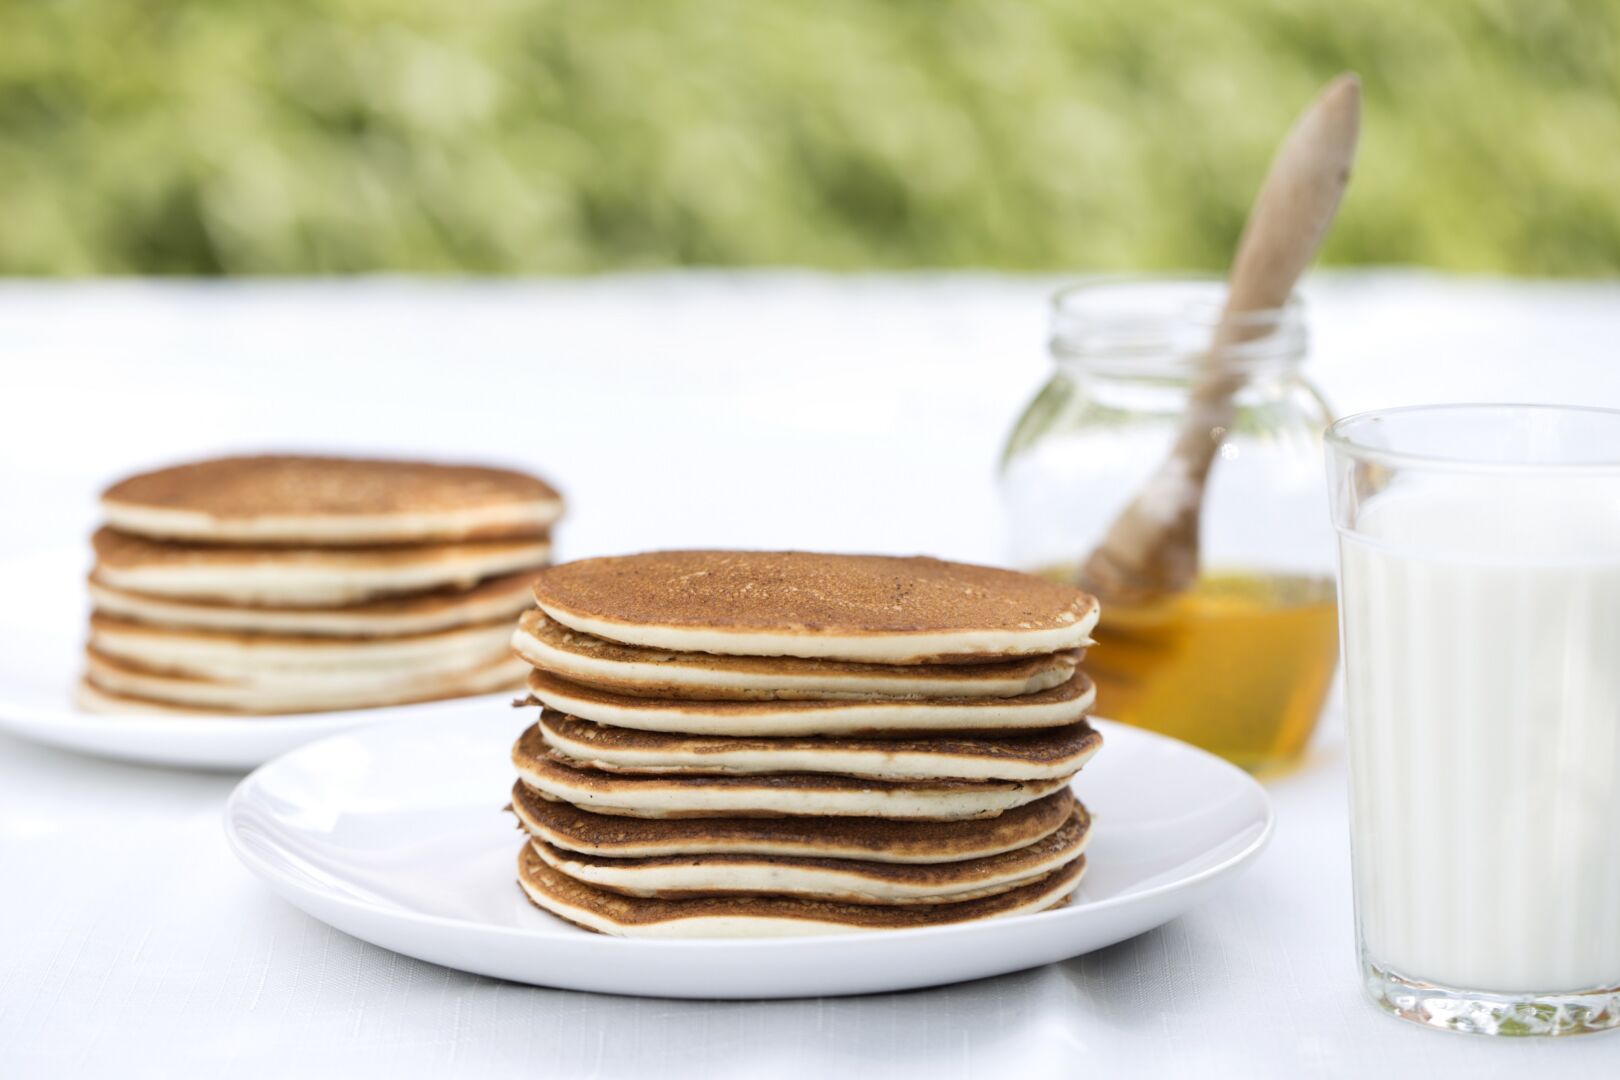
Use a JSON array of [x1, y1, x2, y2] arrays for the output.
[[101, 455, 563, 545], [525, 807, 1090, 904], [536, 709, 1102, 782], [88, 613, 515, 679], [511, 781, 1078, 863], [82, 649, 526, 714], [513, 731, 1072, 819], [87, 571, 537, 637], [518, 844, 1085, 937], [525, 668, 1094, 737], [75, 680, 229, 716], [511, 610, 1081, 700], [530, 551, 1099, 663], [92, 527, 550, 607]]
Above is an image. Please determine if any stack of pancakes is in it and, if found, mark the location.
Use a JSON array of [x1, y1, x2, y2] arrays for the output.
[[78, 455, 563, 715], [508, 550, 1102, 937]]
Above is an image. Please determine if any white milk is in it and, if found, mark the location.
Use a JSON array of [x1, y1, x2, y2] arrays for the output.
[[1341, 476, 1620, 993]]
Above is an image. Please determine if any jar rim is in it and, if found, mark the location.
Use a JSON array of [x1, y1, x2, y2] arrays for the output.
[[1049, 274, 1306, 376]]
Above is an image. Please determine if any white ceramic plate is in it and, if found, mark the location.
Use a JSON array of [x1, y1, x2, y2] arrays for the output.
[[0, 548, 520, 770], [224, 708, 1273, 999]]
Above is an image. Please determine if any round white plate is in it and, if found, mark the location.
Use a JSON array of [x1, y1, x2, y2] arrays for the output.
[[224, 708, 1273, 999], [0, 548, 521, 770]]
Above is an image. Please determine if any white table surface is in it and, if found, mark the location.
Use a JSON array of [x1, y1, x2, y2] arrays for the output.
[[3, 273, 1619, 1078]]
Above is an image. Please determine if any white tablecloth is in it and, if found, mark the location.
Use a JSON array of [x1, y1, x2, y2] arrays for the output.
[[3, 273, 1618, 1078]]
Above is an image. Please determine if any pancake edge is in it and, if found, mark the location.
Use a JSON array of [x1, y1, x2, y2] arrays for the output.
[[535, 712, 1103, 782], [511, 612, 1080, 700], [87, 573, 537, 636], [88, 615, 518, 677], [101, 498, 564, 545], [525, 809, 1091, 904], [517, 846, 1086, 937], [81, 652, 528, 714], [512, 750, 1074, 821], [535, 599, 1099, 664], [94, 541, 551, 607], [510, 781, 1078, 863], [524, 668, 1095, 737]]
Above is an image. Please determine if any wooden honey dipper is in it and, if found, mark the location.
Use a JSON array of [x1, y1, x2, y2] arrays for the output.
[[1077, 73, 1362, 603]]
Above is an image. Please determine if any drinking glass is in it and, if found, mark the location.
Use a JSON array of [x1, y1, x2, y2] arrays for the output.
[[1326, 404, 1620, 1036]]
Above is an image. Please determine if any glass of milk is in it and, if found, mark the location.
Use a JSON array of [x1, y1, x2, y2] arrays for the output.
[[1327, 404, 1620, 1036]]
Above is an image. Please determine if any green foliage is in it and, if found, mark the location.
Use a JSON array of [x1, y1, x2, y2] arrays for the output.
[[2, 0, 1617, 275]]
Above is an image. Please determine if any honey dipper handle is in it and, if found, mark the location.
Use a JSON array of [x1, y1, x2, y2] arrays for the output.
[[1220, 73, 1362, 338], [1079, 74, 1361, 601]]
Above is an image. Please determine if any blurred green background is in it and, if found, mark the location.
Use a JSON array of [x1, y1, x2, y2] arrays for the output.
[[2, 0, 1616, 276]]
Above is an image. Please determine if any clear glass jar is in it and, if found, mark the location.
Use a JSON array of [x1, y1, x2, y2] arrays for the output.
[[999, 277, 1337, 773]]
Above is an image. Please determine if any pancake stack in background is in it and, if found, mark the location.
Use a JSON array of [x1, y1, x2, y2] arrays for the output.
[[507, 550, 1102, 938], [78, 455, 564, 715]]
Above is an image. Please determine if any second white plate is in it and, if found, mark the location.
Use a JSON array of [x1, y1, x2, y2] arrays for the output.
[[224, 708, 1273, 999], [0, 548, 521, 770]]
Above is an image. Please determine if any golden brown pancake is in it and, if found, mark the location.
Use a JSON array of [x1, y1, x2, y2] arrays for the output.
[[101, 455, 563, 544], [513, 729, 1073, 819], [88, 612, 515, 679], [511, 781, 1078, 862], [74, 679, 238, 716], [525, 807, 1090, 904], [88, 571, 538, 637], [92, 527, 550, 607], [518, 844, 1086, 937], [530, 551, 1099, 663], [524, 667, 1094, 737], [512, 610, 1082, 700], [82, 649, 526, 714], [536, 709, 1103, 782]]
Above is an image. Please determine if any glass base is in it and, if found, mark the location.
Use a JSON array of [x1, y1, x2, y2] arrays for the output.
[[1364, 954, 1620, 1036]]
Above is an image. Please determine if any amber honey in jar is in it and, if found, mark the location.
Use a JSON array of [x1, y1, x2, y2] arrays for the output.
[[1001, 277, 1337, 773]]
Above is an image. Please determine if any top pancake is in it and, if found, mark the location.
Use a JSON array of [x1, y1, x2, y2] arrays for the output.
[[101, 455, 563, 544], [511, 610, 1081, 700], [531, 551, 1099, 663]]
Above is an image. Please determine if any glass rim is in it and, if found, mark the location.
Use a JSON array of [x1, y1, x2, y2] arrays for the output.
[[1327, 403, 1620, 475]]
